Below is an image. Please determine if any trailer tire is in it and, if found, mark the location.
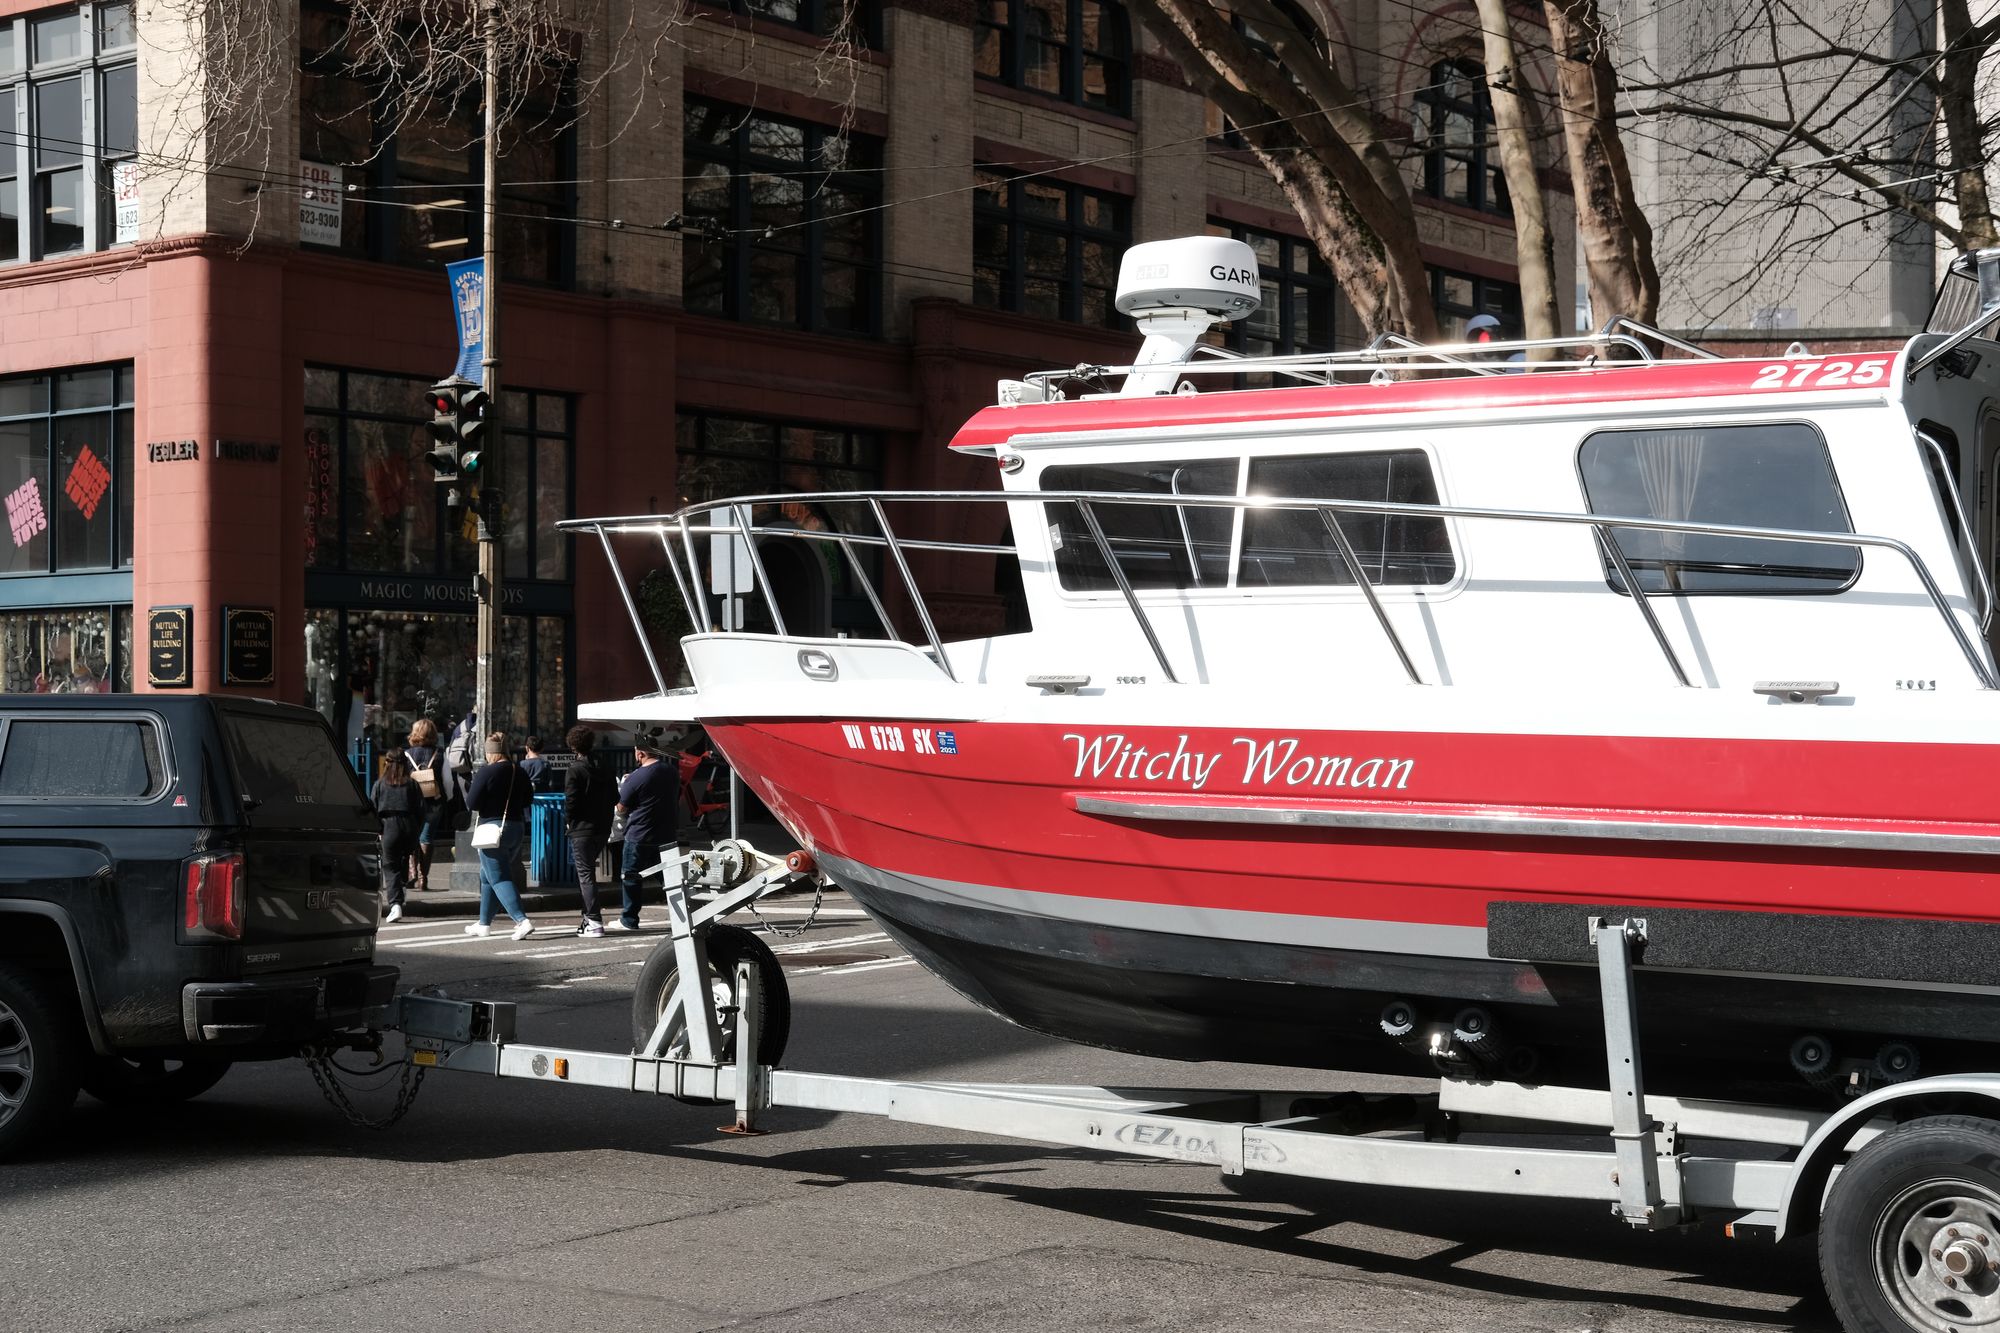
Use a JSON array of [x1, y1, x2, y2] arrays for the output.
[[0, 963, 80, 1161], [1820, 1114, 2000, 1333], [630, 924, 789, 1105]]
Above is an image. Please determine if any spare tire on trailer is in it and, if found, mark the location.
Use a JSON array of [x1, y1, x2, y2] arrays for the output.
[[630, 924, 790, 1106], [1819, 1114, 2000, 1333]]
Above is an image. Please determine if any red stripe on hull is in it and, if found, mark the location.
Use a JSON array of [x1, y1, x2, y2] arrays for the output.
[[710, 720, 2000, 930]]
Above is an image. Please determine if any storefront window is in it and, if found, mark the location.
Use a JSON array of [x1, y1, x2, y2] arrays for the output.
[[303, 606, 566, 766], [0, 363, 132, 575], [0, 604, 131, 692]]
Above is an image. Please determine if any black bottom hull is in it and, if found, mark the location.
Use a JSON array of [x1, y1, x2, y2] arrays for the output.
[[842, 876, 2000, 1106]]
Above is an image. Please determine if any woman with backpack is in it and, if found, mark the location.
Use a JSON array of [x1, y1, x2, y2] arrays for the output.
[[403, 718, 453, 891], [371, 752, 421, 923]]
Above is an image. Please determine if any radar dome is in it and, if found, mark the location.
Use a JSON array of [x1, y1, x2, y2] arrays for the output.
[[1115, 237, 1262, 320]]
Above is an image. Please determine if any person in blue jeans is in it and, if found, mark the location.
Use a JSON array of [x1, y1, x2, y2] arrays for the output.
[[563, 724, 618, 937], [463, 732, 538, 942], [614, 741, 677, 931]]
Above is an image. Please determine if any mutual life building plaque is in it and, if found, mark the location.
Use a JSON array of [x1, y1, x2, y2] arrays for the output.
[[147, 606, 192, 689], [221, 606, 276, 687]]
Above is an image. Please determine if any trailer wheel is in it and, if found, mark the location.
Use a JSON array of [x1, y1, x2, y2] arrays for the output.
[[0, 964, 79, 1161], [630, 924, 790, 1105], [1820, 1115, 2000, 1333]]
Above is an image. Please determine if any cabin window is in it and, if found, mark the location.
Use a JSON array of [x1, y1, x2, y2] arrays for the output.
[[1239, 451, 1454, 587], [1578, 424, 1860, 595], [1041, 459, 1237, 591]]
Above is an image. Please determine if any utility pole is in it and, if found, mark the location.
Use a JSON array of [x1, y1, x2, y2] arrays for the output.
[[475, 0, 502, 740]]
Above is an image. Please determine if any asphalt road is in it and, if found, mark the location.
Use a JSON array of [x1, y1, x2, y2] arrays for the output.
[[2, 895, 1841, 1333]]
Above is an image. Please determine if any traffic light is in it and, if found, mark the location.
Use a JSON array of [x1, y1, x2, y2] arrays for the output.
[[423, 376, 491, 506]]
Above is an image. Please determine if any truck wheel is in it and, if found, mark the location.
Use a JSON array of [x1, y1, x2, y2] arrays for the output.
[[1820, 1115, 2000, 1333], [0, 964, 80, 1160], [630, 924, 789, 1106], [80, 1055, 232, 1106]]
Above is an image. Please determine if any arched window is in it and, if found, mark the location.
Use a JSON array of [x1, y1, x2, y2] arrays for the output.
[[976, 0, 1130, 115], [1412, 58, 1508, 215]]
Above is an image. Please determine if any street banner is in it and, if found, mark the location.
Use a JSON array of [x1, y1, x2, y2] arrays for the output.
[[447, 257, 487, 381]]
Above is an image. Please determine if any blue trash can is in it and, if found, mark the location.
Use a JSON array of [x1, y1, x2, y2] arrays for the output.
[[529, 792, 575, 887]]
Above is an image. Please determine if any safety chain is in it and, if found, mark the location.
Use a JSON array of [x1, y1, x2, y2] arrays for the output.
[[745, 874, 826, 940], [304, 1046, 428, 1130]]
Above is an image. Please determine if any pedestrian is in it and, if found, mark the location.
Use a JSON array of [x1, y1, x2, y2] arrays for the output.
[[613, 739, 677, 931], [520, 735, 554, 792], [370, 752, 421, 923], [403, 718, 453, 892], [463, 731, 537, 941], [563, 724, 618, 937], [444, 710, 479, 785]]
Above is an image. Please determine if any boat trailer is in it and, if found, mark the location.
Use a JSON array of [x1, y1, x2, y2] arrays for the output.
[[381, 845, 2000, 1333]]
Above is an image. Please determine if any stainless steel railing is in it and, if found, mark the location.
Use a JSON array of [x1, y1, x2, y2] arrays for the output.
[[559, 488, 1997, 694]]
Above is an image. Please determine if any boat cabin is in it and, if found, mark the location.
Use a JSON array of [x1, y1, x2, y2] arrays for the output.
[[937, 240, 2000, 698], [570, 241, 2000, 720]]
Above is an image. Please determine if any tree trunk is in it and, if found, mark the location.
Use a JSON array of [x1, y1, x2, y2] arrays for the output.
[[1543, 0, 1659, 331], [1129, 0, 1440, 341], [1940, 0, 1998, 252], [1472, 0, 1561, 355]]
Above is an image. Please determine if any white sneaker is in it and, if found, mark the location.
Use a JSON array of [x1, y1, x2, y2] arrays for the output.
[[385, 904, 403, 923], [579, 921, 604, 938], [463, 923, 492, 937], [605, 920, 635, 932], [511, 920, 536, 941]]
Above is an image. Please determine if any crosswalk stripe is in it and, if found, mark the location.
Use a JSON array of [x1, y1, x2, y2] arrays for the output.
[[794, 956, 919, 978]]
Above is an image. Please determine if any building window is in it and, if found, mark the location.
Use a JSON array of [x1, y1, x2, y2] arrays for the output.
[[1204, 222, 1337, 359], [974, 168, 1129, 327], [298, 5, 576, 285], [1431, 267, 1521, 341], [1412, 59, 1507, 216], [976, 0, 1129, 115], [0, 364, 133, 575], [681, 99, 882, 335], [720, 0, 877, 42], [675, 412, 885, 638], [0, 2, 136, 264], [302, 366, 572, 582], [0, 604, 130, 692]]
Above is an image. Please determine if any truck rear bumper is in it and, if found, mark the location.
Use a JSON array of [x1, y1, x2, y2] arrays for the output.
[[181, 965, 400, 1045]]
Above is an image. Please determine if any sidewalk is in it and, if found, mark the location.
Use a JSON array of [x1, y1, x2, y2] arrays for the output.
[[393, 817, 802, 919]]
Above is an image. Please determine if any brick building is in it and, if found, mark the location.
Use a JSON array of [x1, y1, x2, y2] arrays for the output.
[[0, 0, 1563, 754]]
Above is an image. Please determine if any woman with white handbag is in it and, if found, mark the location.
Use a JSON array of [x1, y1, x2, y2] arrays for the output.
[[461, 731, 538, 941]]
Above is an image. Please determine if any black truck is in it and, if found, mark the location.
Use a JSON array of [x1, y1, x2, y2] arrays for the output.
[[0, 695, 396, 1158]]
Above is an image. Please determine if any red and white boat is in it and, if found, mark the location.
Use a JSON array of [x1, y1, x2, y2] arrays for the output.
[[573, 240, 2000, 1103]]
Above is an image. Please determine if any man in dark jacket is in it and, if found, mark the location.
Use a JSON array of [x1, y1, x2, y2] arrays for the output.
[[563, 725, 618, 937], [612, 740, 677, 931]]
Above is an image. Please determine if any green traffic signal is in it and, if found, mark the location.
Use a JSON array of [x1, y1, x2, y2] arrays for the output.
[[423, 376, 489, 497]]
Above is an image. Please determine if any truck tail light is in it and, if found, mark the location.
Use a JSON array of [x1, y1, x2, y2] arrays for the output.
[[184, 854, 245, 940]]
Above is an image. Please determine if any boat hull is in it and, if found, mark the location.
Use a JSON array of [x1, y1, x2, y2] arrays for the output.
[[706, 716, 2000, 1099]]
